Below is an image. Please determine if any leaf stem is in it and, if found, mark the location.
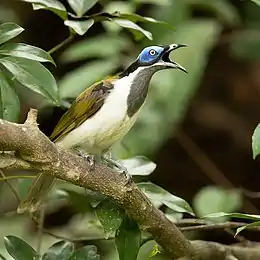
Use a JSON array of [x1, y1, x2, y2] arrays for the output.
[[48, 34, 74, 55]]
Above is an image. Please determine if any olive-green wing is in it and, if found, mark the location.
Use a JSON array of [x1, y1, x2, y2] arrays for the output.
[[50, 80, 114, 142]]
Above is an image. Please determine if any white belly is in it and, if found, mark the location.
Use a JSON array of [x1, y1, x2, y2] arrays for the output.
[[56, 76, 140, 154]]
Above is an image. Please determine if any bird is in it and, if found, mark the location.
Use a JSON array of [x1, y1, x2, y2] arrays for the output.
[[17, 44, 187, 213]]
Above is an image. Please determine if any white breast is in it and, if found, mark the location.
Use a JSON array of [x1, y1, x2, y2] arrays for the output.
[[57, 70, 143, 154]]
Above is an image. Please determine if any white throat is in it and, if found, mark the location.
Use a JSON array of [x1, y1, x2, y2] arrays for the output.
[[56, 67, 150, 154]]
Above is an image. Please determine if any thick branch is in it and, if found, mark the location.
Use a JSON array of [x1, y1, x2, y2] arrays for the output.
[[1, 110, 260, 259], [0, 110, 193, 258], [190, 240, 260, 260]]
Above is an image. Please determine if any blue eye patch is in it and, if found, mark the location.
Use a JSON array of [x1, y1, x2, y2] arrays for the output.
[[138, 46, 164, 64]]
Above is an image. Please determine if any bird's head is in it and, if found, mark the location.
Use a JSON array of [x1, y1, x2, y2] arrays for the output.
[[121, 44, 187, 77], [137, 44, 187, 72]]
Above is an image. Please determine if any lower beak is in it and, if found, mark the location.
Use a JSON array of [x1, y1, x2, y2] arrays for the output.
[[162, 44, 187, 73], [171, 61, 187, 73]]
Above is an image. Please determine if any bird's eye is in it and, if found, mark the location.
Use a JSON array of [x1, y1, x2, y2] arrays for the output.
[[149, 49, 157, 56]]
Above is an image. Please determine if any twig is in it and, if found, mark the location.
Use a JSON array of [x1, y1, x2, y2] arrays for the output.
[[0, 175, 34, 181], [240, 188, 260, 199], [48, 35, 74, 55], [0, 170, 20, 204], [178, 219, 260, 232]]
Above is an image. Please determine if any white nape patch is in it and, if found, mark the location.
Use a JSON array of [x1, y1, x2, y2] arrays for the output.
[[57, 67, 146, 153]]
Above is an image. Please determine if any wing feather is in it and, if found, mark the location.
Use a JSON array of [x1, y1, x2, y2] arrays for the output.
[[50, 80, 114, 142]]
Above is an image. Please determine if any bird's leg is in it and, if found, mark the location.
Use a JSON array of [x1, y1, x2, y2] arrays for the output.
[[102, 153, 132, 183], [75, 148, 95, 171]]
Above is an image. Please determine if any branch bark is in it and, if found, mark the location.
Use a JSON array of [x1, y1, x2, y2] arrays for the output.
[[0, 109, 260, 259]]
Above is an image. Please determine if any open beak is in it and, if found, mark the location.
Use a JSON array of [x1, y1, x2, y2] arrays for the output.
[[161, 44, 187, 73]]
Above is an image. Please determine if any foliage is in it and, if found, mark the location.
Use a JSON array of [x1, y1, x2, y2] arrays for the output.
[[204, 212, 260, 236], [4, 236, 37, 260], [115, 216, 141, 260], [193, 186, 242, 221], [4, 237, 100, 260], [252, 124, 260, 159], [251, 0, 260, 7], [0, 22, 58, 121], [0, 0, 260, 259], [138, 182, 194, 215]]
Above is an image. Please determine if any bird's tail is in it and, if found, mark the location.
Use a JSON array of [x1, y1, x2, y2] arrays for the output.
[[17, 173, 55, 213]]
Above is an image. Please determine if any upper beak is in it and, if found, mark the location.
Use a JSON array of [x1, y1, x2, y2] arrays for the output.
[[162, 44, 187, 73]]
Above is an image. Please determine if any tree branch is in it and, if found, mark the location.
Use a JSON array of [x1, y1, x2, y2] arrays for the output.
[[0, 110, 193, 258], [0, 109, 260, 259]]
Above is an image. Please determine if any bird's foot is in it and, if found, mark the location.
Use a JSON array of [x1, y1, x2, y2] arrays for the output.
[[76, 149, 95, 171], [102, 157, 132, 184]]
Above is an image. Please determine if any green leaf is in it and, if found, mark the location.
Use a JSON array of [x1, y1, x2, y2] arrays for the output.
[[56, 189, 94, 212], [113, 19, 152, 40], [95, 200, 124, 238], [188, 0, 240, 25], [61, 35, 129, 62], [54, 187, 106, 208], [193, 186, 242, 220], [114, 13, 174, 30], [69, 245, 100, 260], [251, 0, 260, 7], [164, 208, 183, 223], [42, 241, 74, 260], [138, 182, 194, 215], [59, 58, 119, 99], [235, 221, 260, 237], [204, 212, 260, 221], [0, 73, 20, 121], [252, 124, 260, 159], [135, 0, 170, 4], [68, 0, 98, 17], [115, 216, 141, 260], [103, 1, 134, 15], [205, 213, 260, 236], [117, 156, 156, 176], [4, 236, 37, 260], [0, 57, 60, 105], [0, 23, 24, 45], [22, 0, 67, 19], [0, 43, 55, 64], [22, 0, 65, 11], [64, 19, 94, 35]]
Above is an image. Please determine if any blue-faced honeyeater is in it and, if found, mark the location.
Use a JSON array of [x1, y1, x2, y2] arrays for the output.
[[18, 44, 187, 213]]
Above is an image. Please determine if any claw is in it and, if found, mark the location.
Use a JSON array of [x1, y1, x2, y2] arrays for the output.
[[101, 156, 132, 184], [76, 149, 95, 171], [86, 155, 95, 171], [121, 169, 132, 185]]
